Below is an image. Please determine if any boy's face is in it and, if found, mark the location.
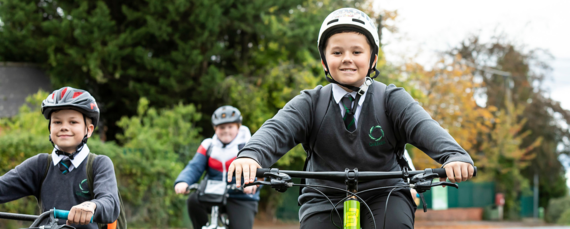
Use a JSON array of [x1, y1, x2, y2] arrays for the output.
[[50, 109, 94, 153], [215, 123, 240, 144], [323, 32, 377, 90]]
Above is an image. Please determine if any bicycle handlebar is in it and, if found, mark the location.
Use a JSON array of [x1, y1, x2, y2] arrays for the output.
[[0, 208, 95, 228], [250, 166, 478, 221], [186, 183, 244, 193], [255, 166, 477, 181]]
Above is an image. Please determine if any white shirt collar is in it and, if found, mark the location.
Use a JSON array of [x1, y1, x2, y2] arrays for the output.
[[331, 83, 367, 107], [51, 144, 90, 168]]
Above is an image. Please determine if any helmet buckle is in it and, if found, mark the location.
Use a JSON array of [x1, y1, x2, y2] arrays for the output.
[[357, 77, 373, 95]]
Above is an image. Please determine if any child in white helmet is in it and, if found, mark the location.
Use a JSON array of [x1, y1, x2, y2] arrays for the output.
[[175, 105, 259, 229], [228, 8, 475, 228]]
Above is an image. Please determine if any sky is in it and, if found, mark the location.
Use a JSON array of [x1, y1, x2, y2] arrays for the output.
[[375, 0, 570, 108], [373, 0, 570, 188]]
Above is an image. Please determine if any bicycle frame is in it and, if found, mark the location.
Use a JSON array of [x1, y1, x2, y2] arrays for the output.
[[344, 198, 360, 229]]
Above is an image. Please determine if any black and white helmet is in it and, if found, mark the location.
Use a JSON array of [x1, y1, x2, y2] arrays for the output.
[[317, 8, 380, 93], [211, 105, 242, 126], [41, 87, 100, 128]]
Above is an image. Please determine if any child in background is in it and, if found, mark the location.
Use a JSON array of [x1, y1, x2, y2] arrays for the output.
[[175, 105, 259, 229]]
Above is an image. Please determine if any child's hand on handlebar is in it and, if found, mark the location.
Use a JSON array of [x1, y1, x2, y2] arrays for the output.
[[228, 158, 261, 188], [67, 201, 96, 225], [441, 162, 475, 185], [175, 182, 190, 194]]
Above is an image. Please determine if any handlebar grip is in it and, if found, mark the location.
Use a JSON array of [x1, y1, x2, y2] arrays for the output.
[[187, 183, 200, 191], [432, 166, 477, 178], [256, 168, 272, 177], [53, 209, 93, 223], [432, 168, 447, 177]]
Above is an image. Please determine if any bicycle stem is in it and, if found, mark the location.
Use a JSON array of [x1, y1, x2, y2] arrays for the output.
[[344, 168, 359, 198]]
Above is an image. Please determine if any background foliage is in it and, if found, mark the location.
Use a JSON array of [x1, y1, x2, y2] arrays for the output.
[[405, 36, 570, 218], [1, 0, 569, 227]]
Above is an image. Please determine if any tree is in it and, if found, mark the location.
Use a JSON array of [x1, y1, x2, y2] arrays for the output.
[[402, 49, 544, 217], [402, 55, 494, 170], [452, 36, 570, 209], [478, 99, 541, 218], [0, 0, 373, 141]]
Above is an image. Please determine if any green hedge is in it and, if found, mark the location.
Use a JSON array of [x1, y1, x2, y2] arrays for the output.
[[546, 195, 570, 224]]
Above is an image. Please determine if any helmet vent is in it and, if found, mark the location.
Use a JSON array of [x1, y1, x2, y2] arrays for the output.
[[61, 87, 68, 99], [231, 112, 236, 117], [222, 113, 226, 118], [352, 18, 365, 25], [327, 19, 339, 25], [72, 92, 83, 99]]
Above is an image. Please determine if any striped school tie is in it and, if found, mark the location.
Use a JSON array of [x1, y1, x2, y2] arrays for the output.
[[341, 94, 356, 131], [59, 159, 72, 174]]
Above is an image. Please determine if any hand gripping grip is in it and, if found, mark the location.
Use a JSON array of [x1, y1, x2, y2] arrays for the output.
[[432, 166, 477, 178], [53, 208, 93, 224]]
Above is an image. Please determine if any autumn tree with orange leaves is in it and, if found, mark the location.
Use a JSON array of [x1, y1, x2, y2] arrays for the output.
[[403, 53, 543, 217]]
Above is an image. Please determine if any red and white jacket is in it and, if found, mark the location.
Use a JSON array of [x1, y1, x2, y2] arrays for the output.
[[175, 126, 259, 200]]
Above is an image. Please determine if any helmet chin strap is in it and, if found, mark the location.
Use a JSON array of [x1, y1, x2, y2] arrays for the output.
[[48, 116, 90, 160]]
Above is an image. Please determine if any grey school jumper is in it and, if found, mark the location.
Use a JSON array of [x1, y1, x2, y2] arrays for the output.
[[0, 153, 121, 229], [238, 83, 474, 220]]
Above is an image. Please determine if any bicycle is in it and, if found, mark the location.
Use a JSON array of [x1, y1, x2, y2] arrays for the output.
[[0, 208, 93, 229], [186, 182, 244, 229], [245, 167, 477, 229]]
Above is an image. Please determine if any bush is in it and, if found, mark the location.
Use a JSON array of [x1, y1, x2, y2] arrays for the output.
[[113, 97, 203, 227], [558, 208, 570, 225], [546, 196, 570, 223]]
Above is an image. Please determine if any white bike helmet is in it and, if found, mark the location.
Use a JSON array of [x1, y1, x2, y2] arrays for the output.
[[212, 105, 242, 126], [317, 8, 380, 94]]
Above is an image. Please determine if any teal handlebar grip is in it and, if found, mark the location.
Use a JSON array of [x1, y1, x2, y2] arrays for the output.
[[53, 208, 93, 223]]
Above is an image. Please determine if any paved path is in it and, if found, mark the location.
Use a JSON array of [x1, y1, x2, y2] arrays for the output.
[[415, 221, 570, 229]]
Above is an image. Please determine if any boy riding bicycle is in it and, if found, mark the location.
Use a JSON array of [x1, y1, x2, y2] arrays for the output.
[[0, 87, 121, 229], [228, 8, 475, 228], [175, 106, 259, 229]]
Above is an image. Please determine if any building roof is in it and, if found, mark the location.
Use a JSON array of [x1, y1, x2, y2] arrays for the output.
[[0, 63, 51, 118]]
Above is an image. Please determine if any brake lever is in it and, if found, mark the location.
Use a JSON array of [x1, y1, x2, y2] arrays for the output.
[[431, 182, 459, 189], [244, 181, 270, 186], [250, 171, 292, 192]]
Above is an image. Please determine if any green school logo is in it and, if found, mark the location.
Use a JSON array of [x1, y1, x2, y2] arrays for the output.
[[369, 125, 387, 147], [75, 179, 90, 198]]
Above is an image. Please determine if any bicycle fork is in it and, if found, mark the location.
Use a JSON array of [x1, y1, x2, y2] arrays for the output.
[[203, 206, 227, 229]]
